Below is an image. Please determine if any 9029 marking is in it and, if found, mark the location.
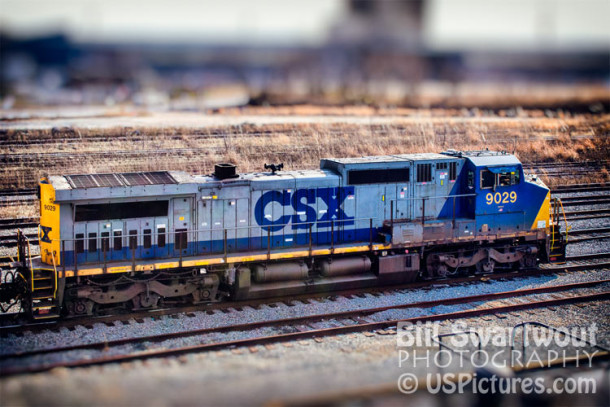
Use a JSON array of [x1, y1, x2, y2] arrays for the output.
[[486, 191, 517, 205]]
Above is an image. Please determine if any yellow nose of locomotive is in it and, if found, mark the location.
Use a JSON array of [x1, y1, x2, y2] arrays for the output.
[[39, 178, 61, 266]]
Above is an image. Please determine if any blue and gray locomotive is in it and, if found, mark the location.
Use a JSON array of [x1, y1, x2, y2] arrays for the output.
[[4, 150, 567, 319]]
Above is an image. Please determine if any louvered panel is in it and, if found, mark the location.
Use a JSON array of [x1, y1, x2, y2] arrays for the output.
[[66, 171, 177, 189]]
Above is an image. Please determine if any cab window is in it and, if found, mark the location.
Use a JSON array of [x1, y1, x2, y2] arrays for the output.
[[480, 170, 495, 189], [498, 171, 520, 187]]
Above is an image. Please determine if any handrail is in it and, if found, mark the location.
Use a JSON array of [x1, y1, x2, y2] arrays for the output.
[[17, 230, 20, 264], [435, 330, 483, 363], [23, 232, 34, 292], [49, 217, 383, 266], [510, 321, 609, 365], [550, 198, 556, 252], [431, 330, 483, 369], [47, 216, 380, 246], [50, 250, 58, 299], [556, 198, 570, 244], [392, 193, 477, 202]]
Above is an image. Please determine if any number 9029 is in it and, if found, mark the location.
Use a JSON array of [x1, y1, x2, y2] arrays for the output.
[[486, 191, 517, 205]]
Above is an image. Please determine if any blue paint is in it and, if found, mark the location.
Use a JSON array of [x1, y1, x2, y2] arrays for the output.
[[291, 189, 317, 229], [254, 187, 355, 232], [62, 226, 379, 266], [254, 190, 290, 232]]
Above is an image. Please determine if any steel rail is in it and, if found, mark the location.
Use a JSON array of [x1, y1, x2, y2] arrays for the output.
[[1, 289, 608, 376]]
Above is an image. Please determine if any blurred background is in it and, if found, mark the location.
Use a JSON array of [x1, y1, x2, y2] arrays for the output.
[[1, 0, 609, 110]]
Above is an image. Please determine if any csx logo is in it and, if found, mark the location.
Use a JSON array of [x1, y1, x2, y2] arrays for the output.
[[254, 187, 355, 232], [40, 226, 52, 243]]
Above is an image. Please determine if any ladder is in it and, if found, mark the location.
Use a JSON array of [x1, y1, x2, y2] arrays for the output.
[[30, 267, 60, 319], [18, 230, 61, 319], [549, 197, 568, 264]]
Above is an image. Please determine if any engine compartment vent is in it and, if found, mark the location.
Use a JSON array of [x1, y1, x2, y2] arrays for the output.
[[215, 163, 238, 180]]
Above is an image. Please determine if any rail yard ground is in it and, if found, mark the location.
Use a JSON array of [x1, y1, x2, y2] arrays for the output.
[[1, 95, 610, 406], [1, 101, 609, 219]]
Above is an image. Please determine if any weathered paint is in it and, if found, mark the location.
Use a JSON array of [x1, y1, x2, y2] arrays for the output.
[[39, 180, 61, 266], [530, 191, 551, 230]]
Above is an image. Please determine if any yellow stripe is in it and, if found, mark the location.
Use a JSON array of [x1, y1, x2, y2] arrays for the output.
[[39, 180, 61, 266], [531, 191, 551, 230], [62, 244, 393, 277]]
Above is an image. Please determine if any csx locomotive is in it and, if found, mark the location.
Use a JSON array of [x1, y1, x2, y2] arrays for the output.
[[2, 150, 566, 319]]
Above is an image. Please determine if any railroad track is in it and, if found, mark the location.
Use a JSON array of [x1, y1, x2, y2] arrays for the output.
[[7, 151, 603, 174], [0, 218, 38, 231], [564, 208, 610, 220], [0, 255, 16, 264], [1, 279, 608, 377], [524, 162, 609, 178], [0, 189, 36, 197], [560, 196, 610, 207], [552, 183, 610, 194], [565, 251, 610, 261], [567, 226, 610, 243], [1, 252, 609, 331], [2, 126, 595, 147], [0, 126, 383, 147], [0, 197, 36, 207], [0, 234, 38, 247], [524, 160, 609, 169]]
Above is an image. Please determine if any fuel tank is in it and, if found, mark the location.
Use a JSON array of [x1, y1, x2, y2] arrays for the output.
[[318, 256, 372, 277], [252, 262, 309, 283]]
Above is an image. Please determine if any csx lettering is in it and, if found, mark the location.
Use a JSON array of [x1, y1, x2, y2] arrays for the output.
[[254, 187, 355, 232]]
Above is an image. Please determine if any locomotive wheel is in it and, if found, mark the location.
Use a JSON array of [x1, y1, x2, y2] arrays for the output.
[[66, 299, 96, 316], [476, 259, 496, 274], [134, 293, 161, 309], [519, 254, 537, 270], [192, 288, 211, 303], [436, 264, 449, 278], [445, 266, 460, 277]]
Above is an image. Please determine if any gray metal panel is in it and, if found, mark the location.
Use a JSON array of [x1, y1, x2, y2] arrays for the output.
[[465, 154, 521, 167], [235, 198, 249, 250], [197, 195, 212, 252], [54, 183, 199, 203], [65, 171, 177, 189], [392, 153, 448, 161], [249, 172, 297, 190], [249, 188, 263, 247], [59, 204, 73, 253], [214, 184, 251, 200], [355, 184, 382, 230], [223, 198, 237, 251]]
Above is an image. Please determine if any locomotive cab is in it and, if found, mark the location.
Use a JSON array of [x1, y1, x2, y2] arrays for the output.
[[453, 150, 565, 264], [462, 152, 548, 235]]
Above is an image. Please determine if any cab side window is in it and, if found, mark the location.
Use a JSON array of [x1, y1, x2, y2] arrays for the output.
[[480, 170, 495, 189], [498, 172, 511, 186], [498, 171, 520, 187]]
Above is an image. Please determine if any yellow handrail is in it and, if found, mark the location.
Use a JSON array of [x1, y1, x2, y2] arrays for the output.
[[550, 198, 557, 252], [23, 232, 34, 293], [50, 250, 58, 299], [556, 198, 570, 244]]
